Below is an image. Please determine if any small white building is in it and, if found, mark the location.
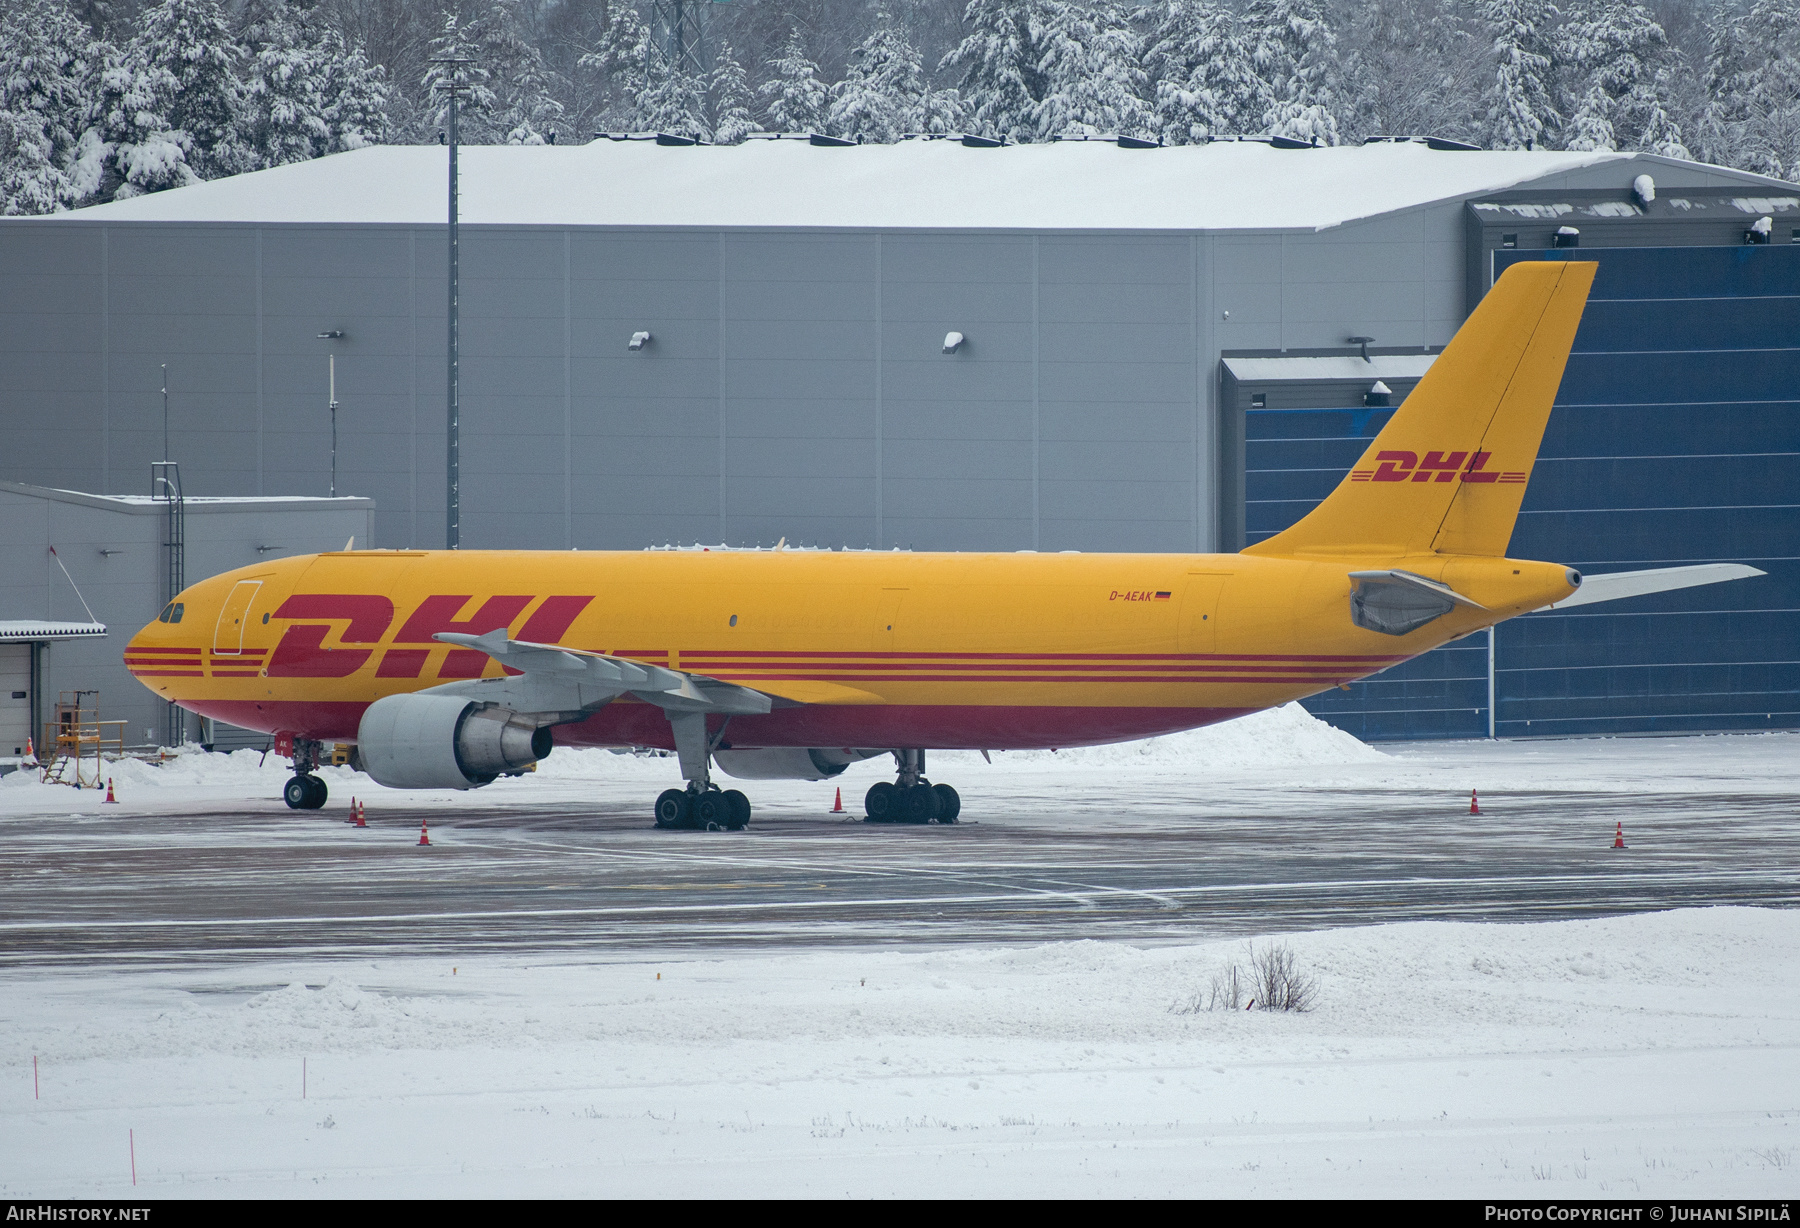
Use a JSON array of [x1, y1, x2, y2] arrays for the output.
[[0, 480, 373, 757]]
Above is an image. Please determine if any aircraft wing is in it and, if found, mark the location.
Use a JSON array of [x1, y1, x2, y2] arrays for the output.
[[423, 630, 773, 717], [1536, 563, 1765, 611]]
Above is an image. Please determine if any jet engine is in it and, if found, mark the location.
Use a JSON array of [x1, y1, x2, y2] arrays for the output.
[[713, 747, 887, 781], [357, 692, 553, 790]]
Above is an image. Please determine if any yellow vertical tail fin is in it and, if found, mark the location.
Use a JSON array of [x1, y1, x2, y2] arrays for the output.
[[1244, 260, 1597, 560]]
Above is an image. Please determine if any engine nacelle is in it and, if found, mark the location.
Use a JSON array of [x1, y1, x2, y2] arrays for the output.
[[713, 747, 886, 781], [357, 693, 553, 790]]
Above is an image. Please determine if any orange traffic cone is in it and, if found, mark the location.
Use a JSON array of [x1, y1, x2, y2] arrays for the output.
[[831, 787, 845, 814], [418, 817, 430, 846], [1612, 821, 1626, 850], [23, 736, 35, 765], [1469, 789, 1481, 815], [103, 778, 118, 804]]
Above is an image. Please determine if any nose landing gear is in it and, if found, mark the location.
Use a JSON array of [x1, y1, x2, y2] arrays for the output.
[[282, 737, 328, 810], [865, 750, 960, 824]]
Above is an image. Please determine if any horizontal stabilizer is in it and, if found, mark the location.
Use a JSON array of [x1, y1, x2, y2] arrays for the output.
[[1537, 564, 1766, 610]]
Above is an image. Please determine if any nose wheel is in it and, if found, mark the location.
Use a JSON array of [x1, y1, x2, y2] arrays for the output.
[[283, 773, 327, 809], [283, 737, 328, 809]]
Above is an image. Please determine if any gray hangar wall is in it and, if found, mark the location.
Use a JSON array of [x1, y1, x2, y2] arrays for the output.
[[0, 207, 1471, 555]]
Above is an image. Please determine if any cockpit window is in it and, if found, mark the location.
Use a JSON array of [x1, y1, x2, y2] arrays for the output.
[[160, 602, 185, 624], [158, 603, 173, 623]]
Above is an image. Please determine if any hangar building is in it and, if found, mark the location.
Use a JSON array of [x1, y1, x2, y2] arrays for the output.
[[0, 138, 1793, 740]]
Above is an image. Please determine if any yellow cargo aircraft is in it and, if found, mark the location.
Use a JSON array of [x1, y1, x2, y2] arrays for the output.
[[126, 261, 1759, 828]]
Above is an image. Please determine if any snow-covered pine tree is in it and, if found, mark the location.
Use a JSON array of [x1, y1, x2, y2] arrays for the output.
[[1141, 0, 1266, 143], [131, 0, 254, 179], [237, 0, 331, 166], [84, 42, 197, 198], [1716, 0, 1800, 177], [828, 18, 933, 142], [1032, 0, 1151, 138], [760, 28, 828, 133], [1559, 0, 1688, 156], [944, 0, 1149, 142], [425, 0, 565, 145], [708, 40, 761, 144], [941, 0, 1047, 141], [238, 0, 389, 166], [576, 4, 706, 137], [0, 0, 98, 212], [317, 30, 389, 152], [1241, 0, 1342, 144], [1480, 0, 1560, 149]]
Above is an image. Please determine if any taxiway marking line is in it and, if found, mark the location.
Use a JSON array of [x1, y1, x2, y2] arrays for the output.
[[0, 868, 1789, 931]]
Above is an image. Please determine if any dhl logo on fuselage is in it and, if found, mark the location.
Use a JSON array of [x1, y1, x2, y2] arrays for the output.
[[1349, 450, 1527, 484], [139, 594, 598, 681]]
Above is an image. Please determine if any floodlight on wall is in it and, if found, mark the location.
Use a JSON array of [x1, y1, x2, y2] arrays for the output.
[[1347, 335, 1375, 362], [1365, 380, 1392, 408], [943, 331, 965, 354], [1632, 173, 1656, 207], [628, 331, 652, 351], [1746, 215, 1774, 244], [316, 330, 345, 339], [1553, 226, 1580, 248]]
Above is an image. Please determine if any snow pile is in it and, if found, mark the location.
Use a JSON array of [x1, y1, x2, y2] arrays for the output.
[[947, 702, 1387, 769]]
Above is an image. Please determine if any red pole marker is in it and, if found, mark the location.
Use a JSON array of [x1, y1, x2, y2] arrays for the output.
[[418, 817, 430, 847], [1469, 789, 1481, 815], [831, 787, 845, 814], [1613, 821, 1626, 850]]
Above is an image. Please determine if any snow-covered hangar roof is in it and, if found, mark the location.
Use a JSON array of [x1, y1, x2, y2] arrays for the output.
[[50, 139, 1738, 233]]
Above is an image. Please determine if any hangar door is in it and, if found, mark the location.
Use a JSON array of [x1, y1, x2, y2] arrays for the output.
[[0, 644, 30, 756], [1241, 244, 1799, 740]]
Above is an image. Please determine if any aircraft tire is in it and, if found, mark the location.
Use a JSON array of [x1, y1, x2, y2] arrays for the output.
[[723, 790, 751, 829], [931, 783, 961, 823], [284, 774, 326, 810], [695, 791, 728, 829], [654, 788, 690, 829], [904, 783, 940, 824], [865, 781, 899, 822]]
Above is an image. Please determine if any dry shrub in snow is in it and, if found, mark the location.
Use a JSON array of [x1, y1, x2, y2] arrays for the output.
[[1175, 942, 1318, 1014]]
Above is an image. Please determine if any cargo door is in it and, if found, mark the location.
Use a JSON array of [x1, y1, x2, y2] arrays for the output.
[[212, 580, 263, 655], [1178, 573, 1230, 654]]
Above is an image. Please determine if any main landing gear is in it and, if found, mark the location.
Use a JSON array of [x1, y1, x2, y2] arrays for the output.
[[865, 749, 960, 825], [283, 737, 327, 810], [651, 712, 751, 831]]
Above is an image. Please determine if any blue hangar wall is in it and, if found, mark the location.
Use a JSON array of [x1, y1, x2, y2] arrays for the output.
[[1244, 241, 1799, 740]]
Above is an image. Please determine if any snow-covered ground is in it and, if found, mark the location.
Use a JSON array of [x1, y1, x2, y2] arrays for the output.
[[3, 707, 1797, 1197], [4, 909, 1797, 1198]]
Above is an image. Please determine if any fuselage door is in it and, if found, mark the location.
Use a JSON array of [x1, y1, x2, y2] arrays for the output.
[[1179, 573, 1230, 654], [212, 580, 263, 655]]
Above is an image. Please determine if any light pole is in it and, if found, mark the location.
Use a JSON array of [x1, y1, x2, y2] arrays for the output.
[[317, 331, 345, 496], [160, 363, 168, 459], [431, 53, 474, 551]]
